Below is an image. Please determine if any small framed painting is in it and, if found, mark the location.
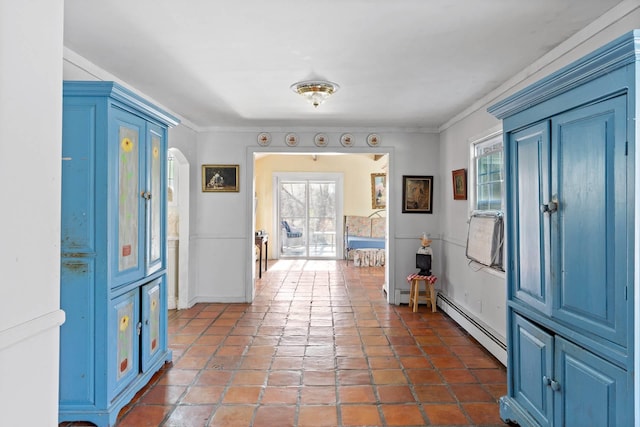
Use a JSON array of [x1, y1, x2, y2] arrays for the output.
[[202, 164, 239, 192], [402, 175, 433, 214], [451, 168, 467, 200], [371, 173, 386, 209]]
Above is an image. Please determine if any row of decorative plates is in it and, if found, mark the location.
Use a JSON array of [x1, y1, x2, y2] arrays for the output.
[[257, 132, 381, 148]]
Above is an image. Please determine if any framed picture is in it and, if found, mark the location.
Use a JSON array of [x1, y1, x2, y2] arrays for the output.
[[402, 175, 433, 214], [451, 168, 467, 200], [371, 173, 386, 209], [202, 164, 239, 192]]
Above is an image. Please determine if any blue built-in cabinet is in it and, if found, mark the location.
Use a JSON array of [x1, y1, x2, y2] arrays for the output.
[[60, 81, 179, 427], [489, 31, 638, 426]]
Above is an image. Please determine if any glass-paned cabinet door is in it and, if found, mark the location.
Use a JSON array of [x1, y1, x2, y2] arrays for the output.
[[141, 278, 165, 372], [146, 124, 166, 274], [109, 289, 140, 401], [111, 108, 147, 287]]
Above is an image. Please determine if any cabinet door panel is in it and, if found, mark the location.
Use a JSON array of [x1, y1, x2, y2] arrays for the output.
[[509, 122, 551, 314], [551, 96, 627, 346], [554, 336, 629, 427], [511, 314, 553, 427], [141, 278, 166, 372], [108, 289, 140, 401], [110, 107, 147, 288], [146, 124, 166, 274]]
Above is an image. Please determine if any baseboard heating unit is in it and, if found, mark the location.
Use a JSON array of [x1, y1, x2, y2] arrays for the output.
[[396, 288, 507, 365]]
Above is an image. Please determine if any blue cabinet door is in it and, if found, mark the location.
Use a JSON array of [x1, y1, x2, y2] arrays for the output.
[[509, 122, 552, 315], [554, 336, 630, 427], [145, 123, 166, 275], [550, 95, 628, 347], [109, 106, 147, 288], [141, 278, 166, 372], [511, 314, 554, 427], [108, 289, 140, 402]]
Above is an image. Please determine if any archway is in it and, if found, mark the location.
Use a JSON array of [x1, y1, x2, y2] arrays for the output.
[[168, 148, 190, 309]]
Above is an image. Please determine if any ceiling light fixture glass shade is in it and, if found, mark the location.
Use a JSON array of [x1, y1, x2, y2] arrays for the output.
[[290, 80, 339, 108]]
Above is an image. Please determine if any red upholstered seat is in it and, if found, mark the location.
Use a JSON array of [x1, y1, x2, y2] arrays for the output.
[[406, 273, 437, 285], [406, 273, 437, 312]]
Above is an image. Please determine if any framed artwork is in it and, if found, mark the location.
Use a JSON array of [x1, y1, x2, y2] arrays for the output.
[[451, 168, 467, 200], [371, 173, 386, 209], [402, 175, 433, 214], [202, 164, 239, 192]]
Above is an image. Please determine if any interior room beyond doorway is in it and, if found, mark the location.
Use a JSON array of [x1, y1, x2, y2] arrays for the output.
[[252, 152, 391, 300]]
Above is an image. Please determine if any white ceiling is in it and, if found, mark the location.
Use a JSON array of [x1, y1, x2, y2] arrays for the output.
[[63, 0, 625, 130]]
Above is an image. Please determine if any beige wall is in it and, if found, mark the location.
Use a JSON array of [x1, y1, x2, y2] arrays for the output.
[[254, 153, 387, 240]]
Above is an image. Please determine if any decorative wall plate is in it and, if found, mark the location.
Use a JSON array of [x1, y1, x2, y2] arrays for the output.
[[257, 132, 271, 146], [340, 133, 354, 147], [314, 133, 328, 147], [285, 133, 298, 147], [367, 133, 381, 147]]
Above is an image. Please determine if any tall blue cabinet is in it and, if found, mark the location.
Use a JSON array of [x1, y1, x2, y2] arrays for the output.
[[59, 81, 179, 426], [489, 31, 638, 426]]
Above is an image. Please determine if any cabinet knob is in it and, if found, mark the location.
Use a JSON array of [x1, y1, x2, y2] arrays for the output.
[[540, 194, 559, 214], [542, 375, 551, 386], [550, 380, 561, 391]]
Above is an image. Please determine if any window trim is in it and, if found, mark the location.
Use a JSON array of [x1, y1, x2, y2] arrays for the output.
[[468, 127, 504, 216], [468, 126, 505, 275]]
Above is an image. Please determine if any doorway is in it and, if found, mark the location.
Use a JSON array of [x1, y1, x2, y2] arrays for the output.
[[275, 172, 343, 259], [250, 150, 394, 304], [167, 148, 190, 310]]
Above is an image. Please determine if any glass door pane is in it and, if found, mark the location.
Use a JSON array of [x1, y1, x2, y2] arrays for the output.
[[278, 178, 338, 259], [279, 181, 307, 257], [309, 181, 336, 257]]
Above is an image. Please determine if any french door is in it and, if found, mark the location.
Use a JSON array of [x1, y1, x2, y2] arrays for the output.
[[275, 173, 343, 259]]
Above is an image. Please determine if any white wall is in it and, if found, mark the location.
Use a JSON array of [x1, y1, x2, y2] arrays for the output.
[[0, 1, 65, 426], [192, 130, 440, 304], [438, 2, 640, 364]]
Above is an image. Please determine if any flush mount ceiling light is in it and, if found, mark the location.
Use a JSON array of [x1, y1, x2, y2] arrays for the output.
[[290, 80, 340, 108]]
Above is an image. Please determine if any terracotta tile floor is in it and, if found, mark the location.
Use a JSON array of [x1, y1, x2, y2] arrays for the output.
[[60, 260, 508, 426]]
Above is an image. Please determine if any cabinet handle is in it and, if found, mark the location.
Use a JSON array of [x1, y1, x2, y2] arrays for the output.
[[136, 321, 142, 336], [542, 375, 551, 386], [140, 191, 151, 200], [550, 380, 561, 391], [540, 194, 559, 214]]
